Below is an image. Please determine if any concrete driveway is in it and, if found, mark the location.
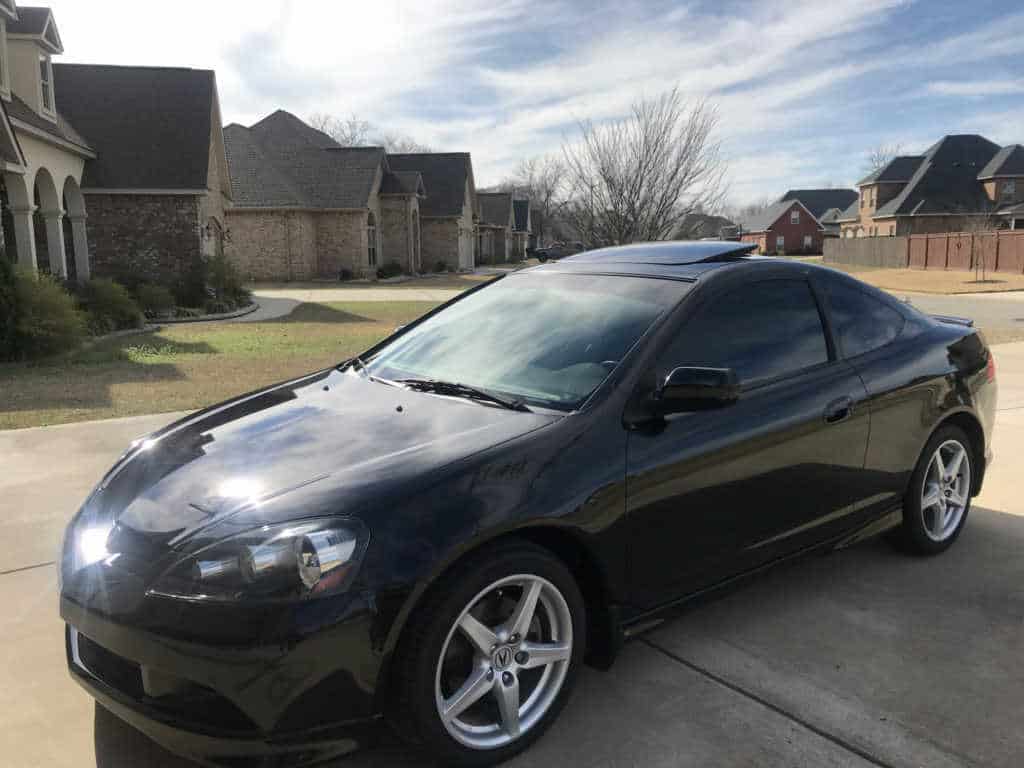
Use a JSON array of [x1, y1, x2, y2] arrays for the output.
[[2, 344, 1022, 768]]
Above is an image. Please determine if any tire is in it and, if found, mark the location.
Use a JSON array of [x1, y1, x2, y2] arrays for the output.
[[895, 424, 975, 555], [389, 540, 586, 767]]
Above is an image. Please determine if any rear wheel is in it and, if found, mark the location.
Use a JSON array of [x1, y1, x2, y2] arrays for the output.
[[390, 541, 585, 766], [896, 424, 974, 554]]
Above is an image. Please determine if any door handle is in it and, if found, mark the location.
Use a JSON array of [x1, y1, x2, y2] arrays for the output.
[[823, 397, 854, 424]]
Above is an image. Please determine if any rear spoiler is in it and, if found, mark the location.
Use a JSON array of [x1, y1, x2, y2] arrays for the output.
[[930, 313, 974, 328]]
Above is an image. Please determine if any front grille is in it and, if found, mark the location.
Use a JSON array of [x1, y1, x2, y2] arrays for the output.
[[71, 629, 256, 733]]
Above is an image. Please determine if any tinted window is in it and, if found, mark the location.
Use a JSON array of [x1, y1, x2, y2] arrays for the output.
[[660, 279, 828, 385], [825, 280, 905, 357]]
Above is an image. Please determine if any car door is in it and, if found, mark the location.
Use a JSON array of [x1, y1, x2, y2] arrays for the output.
[[626, 277, 870, 607]]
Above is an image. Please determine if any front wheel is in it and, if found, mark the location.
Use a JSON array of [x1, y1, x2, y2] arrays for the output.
[[389, 541, 585, 766], [896, 424, 974, 554]]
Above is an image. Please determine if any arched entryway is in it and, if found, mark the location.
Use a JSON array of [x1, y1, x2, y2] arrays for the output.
[[1, 172, 35, 270], [62, 176, 90, 281], [33, 167, 67, 277]]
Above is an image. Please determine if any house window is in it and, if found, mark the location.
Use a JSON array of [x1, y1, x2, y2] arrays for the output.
[[39, 55, 54, 113], [803, 234, 813, 250], [775, 234, 785, 253], [367, 212, 377, 267], [790, 208, 800, 225], [1003, 180, 1017, 200]]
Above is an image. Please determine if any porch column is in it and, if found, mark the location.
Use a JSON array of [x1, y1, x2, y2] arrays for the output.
[[42, 209, 68, 278], [69, 213, 90, 282], [9, 206, 38, 272]]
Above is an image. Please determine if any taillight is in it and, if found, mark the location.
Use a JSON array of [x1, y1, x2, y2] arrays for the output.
[[986, 353, 996, 382]]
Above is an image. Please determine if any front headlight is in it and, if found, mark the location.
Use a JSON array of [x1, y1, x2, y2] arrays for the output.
[[149, 517, 368, 602]]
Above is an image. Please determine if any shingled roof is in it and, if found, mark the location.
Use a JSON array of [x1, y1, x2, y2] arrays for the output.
[[978, 145, 1024, 180], [380, 170, 425, 196], [513, 199, 530, 232], [741, 199, 819, 233], [858, 156, 924, 185], [873, 135, 1000, 218], [778, 189, 858, 219], [8, 6, 62, 53], [52, 64, 216, 190], [478, 192, 513, 227], [5, 92, 91, 154], [387, 153, 474, 217], [225, 111, 387, 209]]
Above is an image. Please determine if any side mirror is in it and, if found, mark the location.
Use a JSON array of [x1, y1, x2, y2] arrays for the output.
[[656, 366, 739, 413]]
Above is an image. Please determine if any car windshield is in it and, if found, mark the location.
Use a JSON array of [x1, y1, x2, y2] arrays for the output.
[[364, 273, 690, 411]]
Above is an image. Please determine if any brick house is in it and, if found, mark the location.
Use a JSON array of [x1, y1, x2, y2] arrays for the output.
[[387, 153, 478, 272], [778, 188, 857, 238], [0, 4, 96, 281], [476, 192, 514, 263], [740, 199, 823, 254], [224, 111, 425, 280], [837, 134, 1024, 238], [53, 63, 232, 294], [511, 198, 531, 260]]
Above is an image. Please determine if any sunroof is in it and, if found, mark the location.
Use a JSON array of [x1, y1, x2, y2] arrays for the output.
[[564, 241, 756, 265]]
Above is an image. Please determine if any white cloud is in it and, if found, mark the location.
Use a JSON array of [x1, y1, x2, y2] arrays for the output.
[[928, 80, 1024, 97]]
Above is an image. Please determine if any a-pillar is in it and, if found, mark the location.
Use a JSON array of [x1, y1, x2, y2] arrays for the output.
[[68, 213, 90, 281], [41, 209, 68, 277]]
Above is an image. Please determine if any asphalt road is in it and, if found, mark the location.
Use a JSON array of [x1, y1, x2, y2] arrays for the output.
[[2, 342, 1022, 768], [896, 291, 1024, 340]]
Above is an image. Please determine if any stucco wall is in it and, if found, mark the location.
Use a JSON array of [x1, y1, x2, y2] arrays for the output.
[[85, 193, 202, 296]]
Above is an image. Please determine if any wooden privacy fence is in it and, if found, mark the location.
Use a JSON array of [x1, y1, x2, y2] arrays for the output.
[[824, 230, 1024, 273]]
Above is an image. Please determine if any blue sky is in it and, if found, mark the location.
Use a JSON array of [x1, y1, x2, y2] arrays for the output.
[[50, 0, 1024, 204]]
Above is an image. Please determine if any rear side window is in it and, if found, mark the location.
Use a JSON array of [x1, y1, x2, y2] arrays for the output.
[[825, 281, 905, 358], [661, 279, 829, 385]]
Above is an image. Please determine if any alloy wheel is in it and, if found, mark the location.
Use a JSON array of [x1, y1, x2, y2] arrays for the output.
[[920, 438, 971, 542], [434, 574, 573, 750]]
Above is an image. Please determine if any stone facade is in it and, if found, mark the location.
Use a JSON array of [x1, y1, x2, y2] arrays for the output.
[[315, 211, 368, 279], [421, 218, 461, 271], [225, 210, 317, 281], [86, 193, 202, 293], [381, 196, 420, 273]]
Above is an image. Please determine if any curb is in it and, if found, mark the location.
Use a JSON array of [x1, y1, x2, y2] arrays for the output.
[[153, 302, 260, 324]]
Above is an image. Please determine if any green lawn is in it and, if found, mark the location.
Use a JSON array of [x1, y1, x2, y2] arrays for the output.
[[0, 301, 443, 430]]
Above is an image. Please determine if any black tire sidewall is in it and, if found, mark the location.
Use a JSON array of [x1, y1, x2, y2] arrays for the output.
[[391, 541, 586, 767], [900, 424, 974, 555]]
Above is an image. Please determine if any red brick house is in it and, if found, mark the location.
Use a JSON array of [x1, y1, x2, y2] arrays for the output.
[[739, 199, 823, 254]]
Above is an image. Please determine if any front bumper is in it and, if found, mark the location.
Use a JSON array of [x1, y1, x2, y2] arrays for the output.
[[62, 595, 385, 767]]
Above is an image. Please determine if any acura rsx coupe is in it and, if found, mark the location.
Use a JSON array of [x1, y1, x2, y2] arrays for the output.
[[60, 242, 996, 767]]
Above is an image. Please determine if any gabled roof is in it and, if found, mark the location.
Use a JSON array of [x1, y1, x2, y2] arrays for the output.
[[858, 155, 925, 186], [8, 6, 62, 54], [0, 0, 18, 23], [387, 152, 475, 217], [513, 199, 530, 232], [478, 192, 513, 227], [225, 111, 387, 209], [978, 145, 1024, 180], [741, 199, 819, 233], [0, 99, 24, 166], [53, 64, 217, 189], [380, 170, 425, 196], [819, 207, 843, 224], [778, 189, 858, 219], [873, 134, 1001, 218], [835, 199, 861, 222]]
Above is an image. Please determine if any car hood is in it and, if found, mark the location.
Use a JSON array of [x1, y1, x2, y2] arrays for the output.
[[83, 367, 559, 552]]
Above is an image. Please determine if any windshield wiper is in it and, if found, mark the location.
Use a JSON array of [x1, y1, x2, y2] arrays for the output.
[[338, 356, 400, 387], [396, 378, 531, 412]]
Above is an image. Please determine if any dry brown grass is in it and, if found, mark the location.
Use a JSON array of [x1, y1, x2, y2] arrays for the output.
[[813, 259, 1024, 294], [0, 301, 442, 430]]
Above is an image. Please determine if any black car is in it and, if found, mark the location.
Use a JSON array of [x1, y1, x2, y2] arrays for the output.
[[535, 241, 585, 262], [60, 241, 997, 767]]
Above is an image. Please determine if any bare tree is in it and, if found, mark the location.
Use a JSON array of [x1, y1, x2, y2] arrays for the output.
[[308, 112, 372, 146], [560, 89, 726, 247], [376, 132, 432, 154], [865, 143, 904, 174], [493, 155, 567, 246]]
